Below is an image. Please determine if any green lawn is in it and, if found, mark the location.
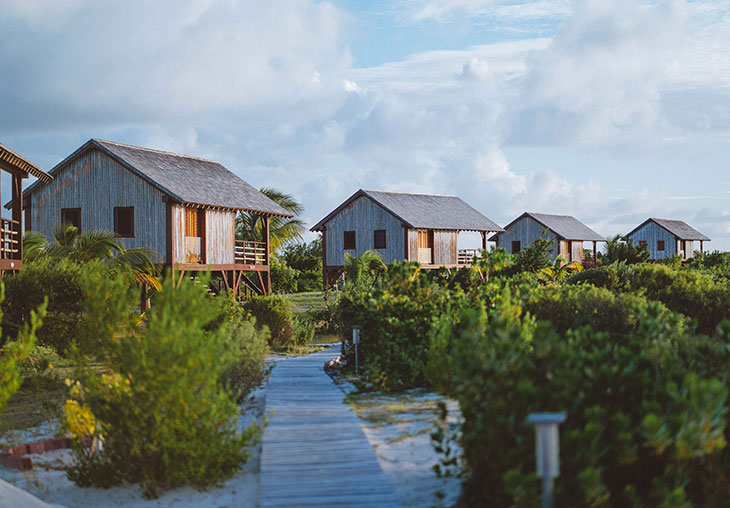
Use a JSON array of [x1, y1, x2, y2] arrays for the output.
[[283, 292, 326, 309]]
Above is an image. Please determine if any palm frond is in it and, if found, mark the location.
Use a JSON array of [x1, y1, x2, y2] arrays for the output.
[[22, 232, 49, 263]]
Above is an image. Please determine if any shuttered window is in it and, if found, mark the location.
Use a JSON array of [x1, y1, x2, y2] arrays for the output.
[[374, 230, 386, 249], [657, 240, 665, 251], [185, 207, 203, 237], [344, 231, 356, 250], [61, 208, 81, 233], [114, 207, 134, 237], [417, 230, 433, 248], [512, 240, 521, 254]]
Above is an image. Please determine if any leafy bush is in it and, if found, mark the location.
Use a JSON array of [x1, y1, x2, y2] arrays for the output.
[[2, 257, 84, 353], [270, 260, 297, 294], [279, 239, 323, 292], [689, 251, 730, 281], [567, 263, 620, 290], [628, 263, 730, 334], [219, 294, 270, 401], [508, 235, 555, 275], [66, 274, 259, 498], [439, 295, 730, 507], [603, 235, 650, 264], [244, 294, 312, 350]]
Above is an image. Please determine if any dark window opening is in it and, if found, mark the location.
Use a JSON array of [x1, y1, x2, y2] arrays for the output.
[[61, 208, 81, 233], [114, 207, 135, 238], [374, 229, 386, 249], [344, 230, 356, 250], [657, 240, 665, 251], [512, 240, 521, 254]]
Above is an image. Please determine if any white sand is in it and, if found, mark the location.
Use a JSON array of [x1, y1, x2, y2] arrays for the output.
[[0, 386, 266, 508], [346, 387, 464, 508]]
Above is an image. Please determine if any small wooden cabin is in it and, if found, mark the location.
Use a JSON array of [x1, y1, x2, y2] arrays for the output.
[[0, 144, 53, 275], [19, 139, 291, 296], [491, 212, 605, 263], [311, 189, 504, 286], [625, 218, 709, 260]]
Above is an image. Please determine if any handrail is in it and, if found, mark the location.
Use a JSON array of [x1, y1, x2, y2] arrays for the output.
[[0, 218, 21, 260], [458, 248, 480, 265], [235, 240, 267, 265]]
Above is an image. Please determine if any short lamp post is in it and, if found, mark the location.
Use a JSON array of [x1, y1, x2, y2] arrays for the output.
[[352, 325, 360, 375], [526, 412, 566, 508]]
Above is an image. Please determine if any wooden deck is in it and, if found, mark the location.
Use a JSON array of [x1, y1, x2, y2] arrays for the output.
[[259, 347, 401, 508]]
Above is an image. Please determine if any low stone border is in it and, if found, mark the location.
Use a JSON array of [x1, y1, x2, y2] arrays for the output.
[[0, 437, 77, 471]]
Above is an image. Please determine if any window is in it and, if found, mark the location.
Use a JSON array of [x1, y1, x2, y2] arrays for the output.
[[61, 208, 81, 232], [512, 240, 521, 254], [657, 240, 665, 251], [114, 207, 134, 237], [374, 229, 386, 249], [184, 207, 204, 237], [417, 230, 433, 248], [344, 230, 356, 250]]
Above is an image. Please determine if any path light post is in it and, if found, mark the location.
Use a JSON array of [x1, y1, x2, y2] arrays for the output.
[[352, 325, 360, 375], [526, 412, 566, 508]]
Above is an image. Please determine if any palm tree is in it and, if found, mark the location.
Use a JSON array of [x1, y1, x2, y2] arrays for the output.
[[344, 250, 387, 283], [538, 256, 583, 283], [24, 225, 161, 290], [236, 187, 305, 252]]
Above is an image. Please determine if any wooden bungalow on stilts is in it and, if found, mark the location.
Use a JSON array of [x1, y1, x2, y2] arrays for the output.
[[491, 212, 605, 263], [0, 144, 53, 276], [624, 218, 710, 261], [15, 139, 291, 297], [311, 189, 504, 289]]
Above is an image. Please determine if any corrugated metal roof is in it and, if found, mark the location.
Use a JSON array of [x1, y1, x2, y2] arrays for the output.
[[494, 212, 605, 241], [22, 139, 291, 216], [628, 218, 710, 241], [311, 189, 504, 232], [0, 143, 52, 182]]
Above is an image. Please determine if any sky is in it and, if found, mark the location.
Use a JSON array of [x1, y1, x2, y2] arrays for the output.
[[1, 0, 729, 250]]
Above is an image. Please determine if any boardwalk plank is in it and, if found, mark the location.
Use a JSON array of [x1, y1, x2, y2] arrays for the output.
[[259, 347, 401, 508]]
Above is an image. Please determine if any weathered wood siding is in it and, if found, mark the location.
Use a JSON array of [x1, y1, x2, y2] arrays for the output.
[[570, 241, 584, 263], [495, 216, 561, 260], [626, 222, 678, 260], [407, 230, 418, 261], [433, 230, 457, 265], [29, 148, 166, 255], [205, 209, 235, 264], [171, 204, 186, 264], [323, 196, 404, 266]]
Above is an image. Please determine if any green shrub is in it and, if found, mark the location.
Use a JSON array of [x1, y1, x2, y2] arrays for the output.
[[508, 235, 555, 275], [603, 235, 650, 264], [66, 274, 259, 498], [270, 260, 297, 294], [244, 295, 295, 349], [2, 257, 84, 354], [440, 295, 730, 507], [567, 264, 620, 290], [628, 263, 730, 334], [524, 283, 670, 337], [219, 294, 270, 401]]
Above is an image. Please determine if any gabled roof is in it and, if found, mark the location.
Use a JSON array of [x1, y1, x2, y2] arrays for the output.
[[21, 139, 291, 216], [0, 143, 52, 182], [493, 212, 605, 241], [626, 218, 710, 241], [311, 189, 504, 232]]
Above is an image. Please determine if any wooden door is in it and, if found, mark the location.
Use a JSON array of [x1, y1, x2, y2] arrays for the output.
[[417, 229, 434, 264]]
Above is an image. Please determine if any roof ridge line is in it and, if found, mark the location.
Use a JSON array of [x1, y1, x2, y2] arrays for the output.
[[93, 138, 220, 165], [363, 189, 459, 198]]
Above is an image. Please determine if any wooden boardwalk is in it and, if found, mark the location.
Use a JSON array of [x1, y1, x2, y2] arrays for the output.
[[259, 347, 401, 508]]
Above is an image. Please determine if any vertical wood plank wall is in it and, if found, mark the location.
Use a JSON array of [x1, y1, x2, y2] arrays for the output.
[[324, 196, 404, 265], [407, 230, 418, 261], [627, 222, 679, 260], [570, 241, 584, 263], [495, 216, 560, 260], [205, 209, 235, 264], [171, 204, 186, 264], [433, 230, 457, 265], [30, 148, 166, 256]]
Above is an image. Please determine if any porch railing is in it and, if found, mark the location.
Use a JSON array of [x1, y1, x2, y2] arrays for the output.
[[458, 248, 480, 265], [0, 218, 20, 260], [234, 240, 267, 265]]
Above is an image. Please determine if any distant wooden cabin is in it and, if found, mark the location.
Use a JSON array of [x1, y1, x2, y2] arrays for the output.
[[18, 139, 291, 296], [491, 212, 605, 263], [0, 144, 53, 274], [311, 189, 504, 286], [625, 218, 709, 260]]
